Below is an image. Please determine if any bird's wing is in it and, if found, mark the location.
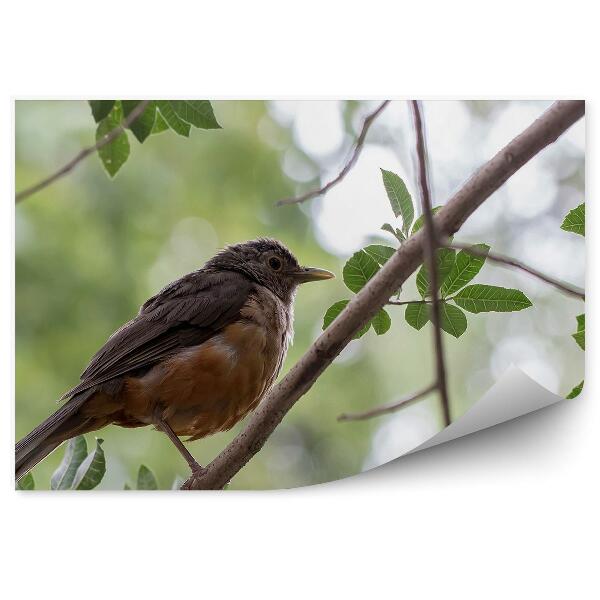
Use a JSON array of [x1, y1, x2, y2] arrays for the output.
[[61, 270, 253, 399]]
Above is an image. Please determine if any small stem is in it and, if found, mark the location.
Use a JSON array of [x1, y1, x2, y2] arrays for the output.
[[443, 240, 585, 301], [410, 100, 452, 427], [276, 101, 390, 206], [338, 383, 437, 422], [387, 299, 433, 305]]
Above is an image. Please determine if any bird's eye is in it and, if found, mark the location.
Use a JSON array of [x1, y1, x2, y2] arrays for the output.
[[268, 256, 282, 271]]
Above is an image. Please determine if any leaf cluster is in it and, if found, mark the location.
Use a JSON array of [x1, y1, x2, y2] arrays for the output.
[[561, 202, 585, 399], [323, 169, 533, 339], [89, 100, 221, 177], [16, 436, 178, 490], [17, 436, 106, 490]]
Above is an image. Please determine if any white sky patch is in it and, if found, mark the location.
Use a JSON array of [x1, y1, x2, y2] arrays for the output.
[[481, 310, 537, 342], [489, 335, 560, 393], [466, 368, 495, 404], [483, 101, 553, 157], [503, 162, 558, 220], [562, 115, 585, 152], [270, 100, 345, 159], [425, 100, 474, 168], [313, 144, 412, 256], [513, 220, 585, 284], [281, 148, 317, 183], [363, 401, 439, 470], [371, 99, 409, 130]]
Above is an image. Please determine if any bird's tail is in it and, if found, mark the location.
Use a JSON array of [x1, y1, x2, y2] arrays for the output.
[[15, 391, 95, 482]]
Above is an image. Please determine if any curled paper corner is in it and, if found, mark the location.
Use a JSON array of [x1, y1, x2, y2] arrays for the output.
[[405, 365, 565, 457]]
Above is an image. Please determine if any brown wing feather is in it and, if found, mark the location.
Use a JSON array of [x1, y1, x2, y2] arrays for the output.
[[61, 269, 252, 400]]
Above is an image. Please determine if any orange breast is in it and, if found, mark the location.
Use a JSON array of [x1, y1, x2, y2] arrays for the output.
[[120, 320, 278, 439]]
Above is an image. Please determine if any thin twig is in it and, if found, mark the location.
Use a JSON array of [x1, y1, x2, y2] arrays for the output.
[[180, 100, 584, 489], [15, 100, 151, 203], [443, 240, 585, 301], [275, 100, 390, 206], [387, 299, 433, 306], [410, 100, 451, 427], [338, 383, 437, 422]]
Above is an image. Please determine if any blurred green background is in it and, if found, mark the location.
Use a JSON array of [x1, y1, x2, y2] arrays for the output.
[[15, 100, 585, 490]]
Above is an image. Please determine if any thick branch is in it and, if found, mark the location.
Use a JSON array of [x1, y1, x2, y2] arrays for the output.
[[182, 100, 584, 490], [410, 100, 451, 427], [445, 241, 585, 301], [15, 101, 151, 203], [275, 101, 390, 206], [338, 383, 437, 422]]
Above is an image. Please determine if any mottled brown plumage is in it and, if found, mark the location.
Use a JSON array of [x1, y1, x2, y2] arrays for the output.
[[15, 239, 333, 481]]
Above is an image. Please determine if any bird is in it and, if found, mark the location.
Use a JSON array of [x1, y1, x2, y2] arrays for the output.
[[15, 238, 334, 482]]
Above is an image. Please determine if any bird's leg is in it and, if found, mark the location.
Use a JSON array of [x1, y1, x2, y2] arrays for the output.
[[153, 412, 206, 476]]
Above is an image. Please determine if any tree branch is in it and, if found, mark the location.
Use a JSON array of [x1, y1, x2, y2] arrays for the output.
[[410, 100, 451, 427], [15, 100, 151, 203], [275, 100, 390, 206], [181, 100, 584, 490], [444, 240, 585, 301], [338, 383, 437, 422]]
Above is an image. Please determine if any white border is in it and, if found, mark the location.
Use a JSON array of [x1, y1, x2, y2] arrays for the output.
[[1, 2, 597, 598]]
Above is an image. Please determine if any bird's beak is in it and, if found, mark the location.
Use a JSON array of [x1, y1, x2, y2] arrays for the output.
[[292, 266, 335, 283]]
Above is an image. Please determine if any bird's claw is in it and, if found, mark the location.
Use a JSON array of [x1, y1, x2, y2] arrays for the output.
[[180, 464, 207, 490]]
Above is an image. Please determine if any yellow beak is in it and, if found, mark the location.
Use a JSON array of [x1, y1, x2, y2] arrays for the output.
[[292, 267, 335, 283]]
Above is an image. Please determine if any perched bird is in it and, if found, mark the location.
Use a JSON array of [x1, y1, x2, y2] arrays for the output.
[[16, 238, 334, 481]]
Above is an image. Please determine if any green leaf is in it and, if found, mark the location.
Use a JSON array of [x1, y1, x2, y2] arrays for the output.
[[381, 223, 405, 242], [380, 169, 414, 234], [95, 102, 130, 177], [137, 465, 158, 490], [16, 472, 35, 490], [416, 266, 427, 297], [323, 300, 370, 339], [121, 100, 157, 143], [566, 380, 583, 399], [441, 244, 489, 297], [372, 308, 391, 335], [561, 203, 585, 236], [322, 300, 347, 329], [72, 438, 106, 490], [363, 244, 396, 266], [573, 314, 585, 350], [438, 302, 468, 338], [411, 206, 442, 235], [416, 249, 456, 297], [89, 100, 115, 123], [152, 111, 170, 134], [50, 435, 88, 490], [343, 250, 380, 293], [453, 284, 532, 313], [565, 381, 583, 400], [124, 483, 132, 490], [404, 302, 429, 330], [169, 100, 221, 129], [155, 101, 191, 137]]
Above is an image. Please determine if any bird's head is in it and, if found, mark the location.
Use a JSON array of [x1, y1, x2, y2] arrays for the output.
[[205, 238, 334, 302]]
